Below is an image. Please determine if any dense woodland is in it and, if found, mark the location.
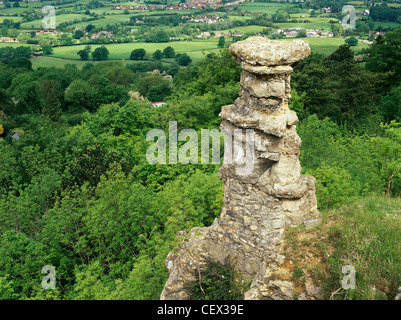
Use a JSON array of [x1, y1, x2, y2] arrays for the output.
[[0, 24, 401, 299]]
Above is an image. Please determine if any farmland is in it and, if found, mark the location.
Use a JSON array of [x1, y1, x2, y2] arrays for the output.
[[0, 0, 400, 68], [50, 40, 220, 60], [25, 38, 369, 69]]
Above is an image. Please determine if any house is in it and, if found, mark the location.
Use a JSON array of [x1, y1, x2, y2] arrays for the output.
[[306, 30, 319, 37], [197, 31, 211, 38], [233, 31, 244, 37], [319, 30, 333, 37], [321, 7, 331, 14], [286, 31, 298, 38], [91, 31, 113, 39], [0, 37, 19, 42], [369, 31, 386, 38]]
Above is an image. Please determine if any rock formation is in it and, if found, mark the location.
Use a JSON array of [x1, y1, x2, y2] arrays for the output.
[[160, 37, 321, 300]]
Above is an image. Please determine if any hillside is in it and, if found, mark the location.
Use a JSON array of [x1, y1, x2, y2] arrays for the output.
[[0, 0, 400, 302]]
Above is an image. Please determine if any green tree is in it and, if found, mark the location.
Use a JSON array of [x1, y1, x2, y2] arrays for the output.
[[9, 74, 42, 113], [327, 44, 354, 63], [15, 46, 32, 59], [40, 80, 62, 123], [218, 36, 225, 48], [297, 29, 307, 38], [366, 27, 401, 86], [0, 47, 16, 64], [9, 57, 32, 70], [130, 48, 146, 60], [136, 75, 164, 97], [147, 82, 172, 102], [77, 45, 91, 61], [175, 53, 192, 66], [0, 89, 14, 115], [345, 36, 358, 46], [42, 45, 53, 55], [153, 50, 163, 60], [86, 23, 96, 33], [146, 30, 169, 43], [73, 29, 84, 39], [378, 86, 401, 122], [92, 46, 109, 61], [163, 46, 175, 58], [65, 79, 92, 111], [0, 230, 47, 298]]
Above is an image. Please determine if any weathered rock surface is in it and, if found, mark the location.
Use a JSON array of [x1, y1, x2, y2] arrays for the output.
[[160, 37, 321, 300], [229, 36, 311, 67]]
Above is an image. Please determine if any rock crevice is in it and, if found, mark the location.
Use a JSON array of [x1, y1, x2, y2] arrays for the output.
[[160, 37, 321, 300]]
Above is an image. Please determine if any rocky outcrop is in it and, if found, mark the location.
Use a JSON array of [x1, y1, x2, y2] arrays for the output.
[[160, 37, 321, 300]]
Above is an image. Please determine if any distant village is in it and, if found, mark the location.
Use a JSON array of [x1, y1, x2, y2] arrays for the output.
[[0, 1, 388, 44], [272, 28, 334, 38], [113, 0, 244, 11]]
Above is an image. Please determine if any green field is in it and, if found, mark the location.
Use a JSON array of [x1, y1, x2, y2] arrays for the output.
[[31, 55, 175, 69], [277, 17, 334, 31], [224, 25, 267, 34], [0, 16, 23, 23], [31, 56, 90, 69], [238, 2, 295, 14], [228, 15, 254, 22], [0, 42, 26, 48], [50, 40, 220, 60], [0, 3, 40, 15], [20, 13, 87, 29], [285, 37, 369, 56], [373, 21, 401, 29], [1, 35, 371, 69]]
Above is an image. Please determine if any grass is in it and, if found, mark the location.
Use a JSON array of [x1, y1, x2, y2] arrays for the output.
[[2, 35, 369, 69], [228, 15, 253, 22], [31, 55, 176, 69], [50, 40, 220, 60], [31, 56, 95, 69], [0, 42, 26, 48], [324, 195, 401, 300], [56, 37, 362, 63], [20, 13, 87, 29], [0, 16, 23, 22], [223, 25, 267, 34], [67, 14, 133, 28], [373, 21, 401, 29], [284, 195, 401, 300], [276, 17, 334, 31], [301, 37, 369, 56], [238, 2, 295, 14]]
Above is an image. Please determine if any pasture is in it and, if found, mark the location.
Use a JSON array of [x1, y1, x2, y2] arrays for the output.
[[20, 13, 88, 29], [50, 40, 220, 60], [276, 17, 334, 31], [238, 2, 295, 14], [35, 37, 369, 68]]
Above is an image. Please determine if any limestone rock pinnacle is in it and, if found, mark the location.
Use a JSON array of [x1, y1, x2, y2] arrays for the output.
[[160, 37, 320, 300]]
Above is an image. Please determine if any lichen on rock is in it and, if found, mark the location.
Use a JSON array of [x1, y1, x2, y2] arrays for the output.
[[160, 36, 321, 300]]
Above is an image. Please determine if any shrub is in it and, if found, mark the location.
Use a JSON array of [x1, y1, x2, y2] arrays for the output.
[[306, 164, 359, 209], [186, 256, 247, 300]]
